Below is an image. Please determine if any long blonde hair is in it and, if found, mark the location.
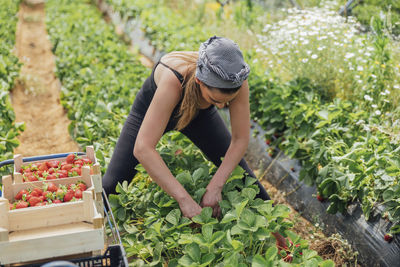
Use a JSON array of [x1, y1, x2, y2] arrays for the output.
[[171, 52, 202, 131]]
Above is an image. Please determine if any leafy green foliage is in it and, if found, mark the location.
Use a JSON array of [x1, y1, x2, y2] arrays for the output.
[[340, 0, 400, 35], [110, 132, 333, 266], [0, 0, 24, 177], [45, 0, 149, 171]]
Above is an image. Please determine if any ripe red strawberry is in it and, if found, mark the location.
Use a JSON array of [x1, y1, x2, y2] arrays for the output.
[[38, 162, 48, 172], [76, 181, 87, 191], [56, 170, 68, 178], [61, 164, 73, 171], [28, 196, 41, 207], [66, 154, 76, 164], [384, 234, 393, 243], [33, 188, 43, 196], [64, 190, 74, 202], [47, 182, 58, 192], [25, 173, 38, 182], [9, 203, 14, 210], [53, 199, 62, 204], [82, 158, 92, 165], [46, 160, 60, 169], [16, 201, 29, 209], [265, 139, 271, 145], [15, 189, 29, 200], [74, 159, 83, 166], [74, 189, 83, 199], [70, 167, 81, 176], [317, 194, 325, 202]]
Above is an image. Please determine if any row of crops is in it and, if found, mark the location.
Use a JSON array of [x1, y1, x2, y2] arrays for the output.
[[102, 0, 400, 235], [43, 0, 335, 265], [0, 0, 24, 177], [1, 0, 398, 265]]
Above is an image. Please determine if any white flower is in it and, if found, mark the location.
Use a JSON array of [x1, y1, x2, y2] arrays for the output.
[[371, 104, 378, 108], [339, 68, 344, 73], [311, 54, 318, 59], [302, 58, 309, 63], [345, 53, 355, 59], [364, 95, 373, 101], [357, 66, 364, 71], [394, 85, 400, 89], [375, 110, 381, 116]]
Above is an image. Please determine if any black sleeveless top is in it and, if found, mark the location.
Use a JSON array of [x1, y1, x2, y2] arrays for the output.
[[130, 61, 185, 123], [130, 61, 214, 129]]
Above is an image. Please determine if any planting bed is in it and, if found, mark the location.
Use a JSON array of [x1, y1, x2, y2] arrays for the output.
[[245, 121, 400, 267]]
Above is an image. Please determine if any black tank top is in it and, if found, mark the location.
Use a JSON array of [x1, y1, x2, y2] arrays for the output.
[[130, 61, 185, 121]]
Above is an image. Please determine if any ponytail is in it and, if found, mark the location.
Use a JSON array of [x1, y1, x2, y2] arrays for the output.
[[171, 52, 202, 131]]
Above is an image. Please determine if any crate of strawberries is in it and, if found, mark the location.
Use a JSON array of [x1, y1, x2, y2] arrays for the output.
[[0, 147, 104, 265]]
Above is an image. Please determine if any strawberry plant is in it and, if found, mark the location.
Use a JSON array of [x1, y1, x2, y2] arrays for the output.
[[0, 0, 24, 177], [109, 132, 334, 266]]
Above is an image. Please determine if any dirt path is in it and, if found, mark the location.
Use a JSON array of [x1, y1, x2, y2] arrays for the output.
[[11, 1, 80, 157]]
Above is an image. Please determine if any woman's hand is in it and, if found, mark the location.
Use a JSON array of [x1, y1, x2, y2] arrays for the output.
[[200, 186, 222, 218], [178, 196, 202, 219]]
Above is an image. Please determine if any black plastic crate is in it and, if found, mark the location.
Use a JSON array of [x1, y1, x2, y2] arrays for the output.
[[8, 245, 128, 267]]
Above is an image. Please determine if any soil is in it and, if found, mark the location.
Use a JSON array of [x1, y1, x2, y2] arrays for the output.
[[11, 1, 80, 157]]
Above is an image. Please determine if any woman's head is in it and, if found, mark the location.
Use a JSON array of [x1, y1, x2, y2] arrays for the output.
[[174, 36, 249, 130], [195, 36, 250, 90]]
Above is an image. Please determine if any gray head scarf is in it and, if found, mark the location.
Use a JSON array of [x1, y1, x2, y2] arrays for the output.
[[195, 36, 250, 89]]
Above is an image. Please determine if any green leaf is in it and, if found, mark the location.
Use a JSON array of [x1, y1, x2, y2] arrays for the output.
[[235, 200, 248, 218], [265, 246, 278, 261], [178, 255, 196, 266], [221, 210, 236, 224], [192, 168, 205, 182], [252, 255, 268, 267], [202, 224, 213, 242], [186, 243, 201, 262], [241, 188, 257, 201], [319, 260, 335, 267], [200, 253, 215, 267], [176, 172, 193, 185], [166, 209, 181, 225]]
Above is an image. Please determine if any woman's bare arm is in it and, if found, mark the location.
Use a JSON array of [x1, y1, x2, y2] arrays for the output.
[[134, 70, 201, 218]]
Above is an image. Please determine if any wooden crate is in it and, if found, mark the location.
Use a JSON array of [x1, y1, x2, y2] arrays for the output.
[[0, 166, 105, 265], [12, 145, 97, 184]]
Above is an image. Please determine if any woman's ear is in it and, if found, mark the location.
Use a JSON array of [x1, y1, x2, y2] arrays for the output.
[[195, 77, 201, 85]]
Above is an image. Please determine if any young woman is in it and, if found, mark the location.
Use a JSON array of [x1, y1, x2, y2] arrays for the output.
[[102, 36, 271, 218]]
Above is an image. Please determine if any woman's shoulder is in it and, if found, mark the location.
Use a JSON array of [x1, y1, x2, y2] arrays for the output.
[[154, 51, 197, 86]]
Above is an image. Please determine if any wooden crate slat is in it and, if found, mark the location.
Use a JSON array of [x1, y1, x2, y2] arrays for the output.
[[9, 201, 85, 231], [0, 223, 104, 265]]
